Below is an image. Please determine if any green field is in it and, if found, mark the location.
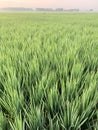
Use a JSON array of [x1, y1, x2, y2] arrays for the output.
[[0, 13, 98, 130]]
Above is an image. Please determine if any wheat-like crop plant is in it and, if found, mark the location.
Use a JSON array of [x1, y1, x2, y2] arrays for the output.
[[0, 13, 98, 130]]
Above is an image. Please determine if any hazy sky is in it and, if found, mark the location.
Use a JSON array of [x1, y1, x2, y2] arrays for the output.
[[0, 0, 98, 9]]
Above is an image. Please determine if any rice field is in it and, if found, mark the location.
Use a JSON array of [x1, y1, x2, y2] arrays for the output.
[[0, 13, 98, 130]]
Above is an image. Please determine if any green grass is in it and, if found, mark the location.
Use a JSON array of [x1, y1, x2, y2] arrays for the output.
[[0, 13, 98, 130]]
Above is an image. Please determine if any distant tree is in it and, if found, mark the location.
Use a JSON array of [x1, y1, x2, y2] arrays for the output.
[[89, 9, 93, 12]]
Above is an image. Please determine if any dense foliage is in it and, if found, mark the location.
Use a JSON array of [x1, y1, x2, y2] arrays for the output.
[[0, 13, 98, 130]]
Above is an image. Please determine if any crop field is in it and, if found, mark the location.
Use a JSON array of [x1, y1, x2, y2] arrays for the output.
[[0, 13, 98, 130]]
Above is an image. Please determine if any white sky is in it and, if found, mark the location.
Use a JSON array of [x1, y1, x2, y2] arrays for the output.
[[0, 0, 98, 10]]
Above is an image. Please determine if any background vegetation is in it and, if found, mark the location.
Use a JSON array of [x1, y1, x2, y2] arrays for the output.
[[0, 13, 98, 130]]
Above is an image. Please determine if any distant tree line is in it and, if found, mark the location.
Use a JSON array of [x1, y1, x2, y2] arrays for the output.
[[0, 8, 94, 12]]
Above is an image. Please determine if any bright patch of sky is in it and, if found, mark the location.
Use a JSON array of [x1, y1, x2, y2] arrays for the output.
[[0, 0, 98, 10]]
